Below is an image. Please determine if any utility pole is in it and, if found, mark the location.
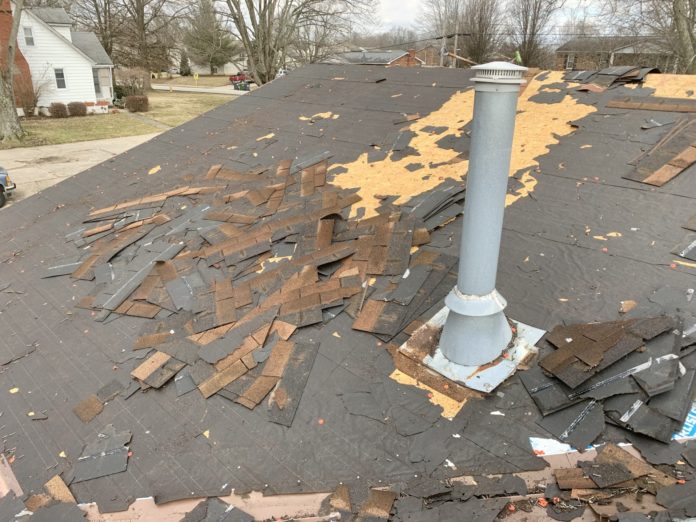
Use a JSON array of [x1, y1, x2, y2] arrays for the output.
[[439, 33, 446, 67], [438, 62, 528, 366], [451, 22, 459, 69]]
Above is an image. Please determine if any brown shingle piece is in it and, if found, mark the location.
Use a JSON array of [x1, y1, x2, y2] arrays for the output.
[[625, 119, 696, 186], [125, 302, 161, 319], [235, 376, 278, 409], [262, 340, 295, 378], [71, 254, 99, 280], [131, 351, 171, 381], [198, 360, 248, 398], [205, 164, 222, 179], [554, 468, 596, 490], [539, 319, 650, 388], [607, 96, 696, 113], [73, 394, 104, 423], [134, 331, 174, 350], [300, 167, 316, 197], [316, 218, 334, 249], [352, 300, 387, 333], [44, 475, 76, 503], [214, 335, 260, 371], [359, 489, 398, 517]]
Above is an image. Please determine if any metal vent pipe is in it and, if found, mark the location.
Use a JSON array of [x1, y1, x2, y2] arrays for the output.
[[439, 61, 527, 367]]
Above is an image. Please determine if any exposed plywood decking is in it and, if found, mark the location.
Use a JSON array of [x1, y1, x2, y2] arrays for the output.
[[330, 71, 597, 217]]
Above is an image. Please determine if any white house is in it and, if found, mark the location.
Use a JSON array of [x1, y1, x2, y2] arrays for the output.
[[13, 4, 114, 114], [189, 61, 243, 76]]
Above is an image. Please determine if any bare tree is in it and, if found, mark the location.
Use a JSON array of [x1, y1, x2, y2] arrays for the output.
[[0, 0, 25, 143], [290, 13, 340, 64], [115, 0, 186, 87], [222, 0, 372, 85], [508, 0, 564, 67], [422, 0, 461, 39], [349, 25, 419, 50], [460, 0, 502, 63], [422, 0, 502, 63], [72, 0, 122, 56], [606, 0, 695, 73]]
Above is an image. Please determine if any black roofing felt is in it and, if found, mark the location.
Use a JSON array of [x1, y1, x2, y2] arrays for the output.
[[0, 65, 695, 512]]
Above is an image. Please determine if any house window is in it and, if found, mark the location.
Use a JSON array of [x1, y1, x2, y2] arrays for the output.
[[54, 69, 66, 89], [23, 27, 34, 46], [564, 53, 575, 70], [92, 68, 101, 96]]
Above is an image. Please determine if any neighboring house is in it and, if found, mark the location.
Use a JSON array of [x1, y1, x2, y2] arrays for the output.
[[416, 45, 442, 66], [0, 0, 33, 112], [189, 62, 243, 76], [13, 3, 114, 114], [325, 49, 423, 67], [555, 36, 675, 72]]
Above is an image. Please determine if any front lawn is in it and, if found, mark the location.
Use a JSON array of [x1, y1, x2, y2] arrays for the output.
[[147, 91, 233, 127], [0, 113, 160, 149], [1, 91, 234, 149], [153, 75, 232, 87]]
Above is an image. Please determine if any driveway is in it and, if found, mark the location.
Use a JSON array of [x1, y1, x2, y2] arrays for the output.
[[0, 133, 160, 209], [151, 83, 246, 95]]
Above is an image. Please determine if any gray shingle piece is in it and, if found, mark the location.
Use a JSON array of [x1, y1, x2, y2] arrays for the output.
[[73, 424, 131, 483]]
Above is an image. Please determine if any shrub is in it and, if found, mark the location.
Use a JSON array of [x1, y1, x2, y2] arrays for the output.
[[114, 67, 147, 97], [49, 102, 68, 118], [125, 95, 149, 113], [67, 101, 87, 117]]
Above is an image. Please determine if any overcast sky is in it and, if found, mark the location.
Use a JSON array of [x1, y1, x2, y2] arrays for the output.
[[377, 0, 423, 30], [376, 0, 597, 34]]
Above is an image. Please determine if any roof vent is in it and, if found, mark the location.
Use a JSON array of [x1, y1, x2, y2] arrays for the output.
[[471, 61, 527, 85]]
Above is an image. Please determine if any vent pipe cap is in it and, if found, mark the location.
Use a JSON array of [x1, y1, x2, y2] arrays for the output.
[[471, 61, 527, 85]]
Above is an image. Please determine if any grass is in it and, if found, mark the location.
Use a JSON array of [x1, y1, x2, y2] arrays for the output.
[[0, 113, 159, 149], [147, 91, 233, 127], [153, 75, 232, 87], [1, 91, 234, 149]]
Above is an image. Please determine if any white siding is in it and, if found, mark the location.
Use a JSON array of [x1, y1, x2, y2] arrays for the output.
[[52, 25, 72, 42], [190, 62, 242, 76], [16, 10, 97, 108]]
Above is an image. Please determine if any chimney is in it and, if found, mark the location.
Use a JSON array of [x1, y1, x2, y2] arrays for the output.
[[407, 48, 416, 66], [438, 62, 527, 366], [0, 0, 33, 107]]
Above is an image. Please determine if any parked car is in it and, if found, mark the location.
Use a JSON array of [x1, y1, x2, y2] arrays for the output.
[[0, 166, 16, 208], [229, 72, 248, 83]]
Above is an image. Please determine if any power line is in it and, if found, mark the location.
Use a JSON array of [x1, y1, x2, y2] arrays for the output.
[[358, 33, 470, 52], [359, 33, 663, 51]]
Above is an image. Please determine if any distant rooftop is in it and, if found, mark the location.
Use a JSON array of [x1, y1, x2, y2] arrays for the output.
[[26, 6, 72, 25], [326, 50, 409, 65]]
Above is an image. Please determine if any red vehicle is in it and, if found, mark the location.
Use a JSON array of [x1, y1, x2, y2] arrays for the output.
[[229, 72, 248, 83]]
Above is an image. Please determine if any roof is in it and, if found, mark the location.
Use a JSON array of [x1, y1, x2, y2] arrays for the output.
[[556, 35, 662, 53], [1, 65, 696, 519], [70, 31, 113, 66], [328, 50, 409, 65], [26, 6, 72, 25]]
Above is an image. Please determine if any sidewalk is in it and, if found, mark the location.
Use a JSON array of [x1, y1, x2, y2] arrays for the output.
[[151, 83, 247, 95], [0, 133, 160, 208]]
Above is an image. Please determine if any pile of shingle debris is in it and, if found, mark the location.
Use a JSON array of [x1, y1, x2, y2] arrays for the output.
[[45, 156, 465, 428]]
